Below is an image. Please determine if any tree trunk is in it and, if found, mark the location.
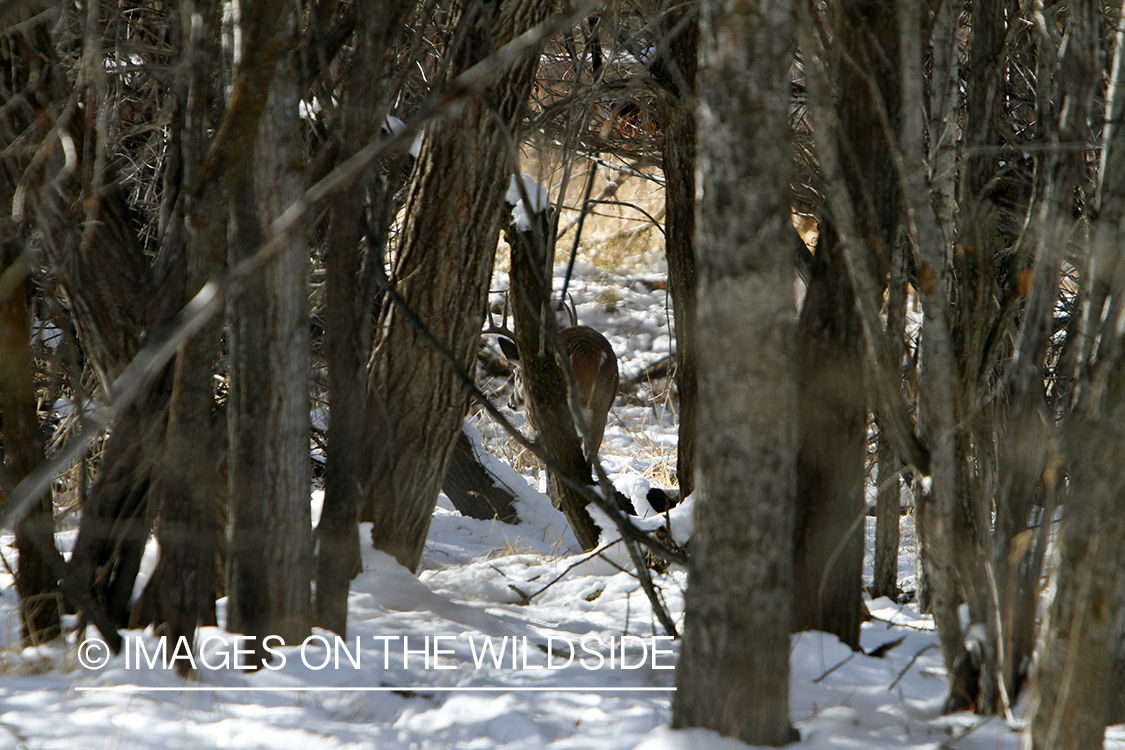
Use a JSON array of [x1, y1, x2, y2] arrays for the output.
[[505, 212, 601, 550], [654, 1, 698, 498], [791, 0, 902, 652], [1028, 420, 1125, 750], [150, 0, 286, 662], [0, 245, 62, 645], [792, 224, 865, 649], [227, 19, 312, 654], [315, 0, 413, 638], [0, 2, 163, 633], [1028, 2, 1123, 740], [671, 0, 798, 744], [994, 0, 1098, 711], [363, 0, 553, 573], [442, 426, 519, 524], [873, 241, 907, 600], [893, 0, 974, 710], [873, 419, 901, 599]]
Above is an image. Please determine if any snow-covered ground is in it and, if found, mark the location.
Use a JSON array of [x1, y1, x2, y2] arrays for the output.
[[0, 254, 1100, 749]]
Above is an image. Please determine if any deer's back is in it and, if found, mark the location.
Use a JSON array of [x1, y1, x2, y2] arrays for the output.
[[560, 326, 619, 448]]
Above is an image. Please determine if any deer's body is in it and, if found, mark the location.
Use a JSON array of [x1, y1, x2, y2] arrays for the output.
[[494, 323, 619, 460], [555, 325, 619, 453]]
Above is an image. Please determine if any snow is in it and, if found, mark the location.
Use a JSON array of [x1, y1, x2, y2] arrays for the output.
[[32, 320, 64, 349], [506, 174, 550, 231], [0, 262, 1079, 750], [383, 115, 424, 158]]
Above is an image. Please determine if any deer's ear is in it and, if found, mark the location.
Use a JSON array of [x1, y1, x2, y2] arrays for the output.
[[498, 337, 520, 362]]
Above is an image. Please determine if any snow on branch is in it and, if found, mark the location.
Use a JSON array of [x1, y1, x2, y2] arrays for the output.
[[506, 173, 548, 231]]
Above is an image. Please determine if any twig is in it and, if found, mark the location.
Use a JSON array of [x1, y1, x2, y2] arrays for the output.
[[527, 538, 622, 599], [888, 643, 937, 691], [813, 653, 854, 683]]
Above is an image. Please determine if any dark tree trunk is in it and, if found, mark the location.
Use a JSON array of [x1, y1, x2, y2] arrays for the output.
[[672, 0, 798, 745], [0, 14, 64, 646], [0, 246, 62, 645], [72, 398, 168, 628], [227, 17, 312, 655], [315, 0, 415, 638], [873, 241, 907, 600], [654, 1, 698, 498], [0, 3, 162, 633], [363, 0, 554, 573], [893, 0, 973, 713], [149, 0, 288, 663], [1028, 1, 1121, 741], [792, 224, 865, 649], [441, 427, 519, 524], [992, 0, 1097, 711], [1029, 419, 1125, 749], [939, 0, 1017, 713], [792, 0, 900, 650]]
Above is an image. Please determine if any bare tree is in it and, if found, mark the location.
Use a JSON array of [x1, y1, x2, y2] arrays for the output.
[[0, 246, 61, 644], [0, 3, 157, 641], [652, 0, 699, 498], [791, 0, 907, 651], [315, 0, 415, 638], [671, 0, 798, 744], [149, 0, 296, 658], [505, 206, 602, 550], [362, 0, 554, 573], [226, 2, 312, 655], [1028, 2, 1125, 745]]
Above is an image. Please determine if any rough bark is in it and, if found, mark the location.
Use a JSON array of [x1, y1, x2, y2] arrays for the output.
[[442, 427, 519, 524], [363, 0, 553, 573], [791, 0, 902, 652], [506, 213, 601, 550], [150, 0, 286, 661], [671, 0, 798, 744], [227, 16, 312, 653], [316, 0, 415, 637]]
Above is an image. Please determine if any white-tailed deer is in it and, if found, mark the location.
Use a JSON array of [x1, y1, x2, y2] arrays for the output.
[[485, 300, 619, 460]]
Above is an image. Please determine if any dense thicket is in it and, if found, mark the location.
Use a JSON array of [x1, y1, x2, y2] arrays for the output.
[[3, 0, 1125, 745]]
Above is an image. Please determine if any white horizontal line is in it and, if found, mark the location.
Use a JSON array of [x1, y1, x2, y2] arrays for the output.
[[77, 686, 675, 693]]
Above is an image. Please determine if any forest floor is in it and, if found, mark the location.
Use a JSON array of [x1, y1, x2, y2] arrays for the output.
[[0, 178, 1100, 749]]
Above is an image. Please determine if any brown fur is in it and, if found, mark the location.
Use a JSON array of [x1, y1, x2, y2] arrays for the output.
[[500, 325, 619, 458], [560, 326, 619, 454]]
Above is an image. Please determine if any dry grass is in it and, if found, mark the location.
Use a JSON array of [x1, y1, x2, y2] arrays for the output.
[[512, 145, 666, 275], [584, 218, 664, 275], [470, 406, 542, 477], [615, 411, 679, 491]]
